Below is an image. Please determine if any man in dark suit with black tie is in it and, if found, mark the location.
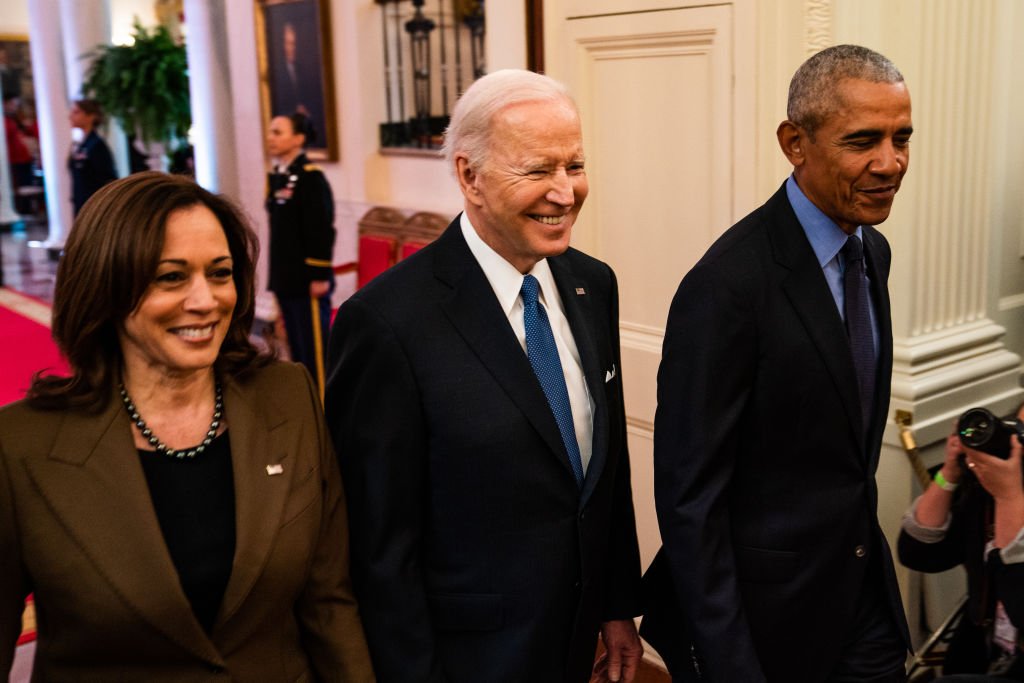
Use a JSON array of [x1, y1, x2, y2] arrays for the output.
[[646, 45, 914, 682], [325, 69, 642, 683]]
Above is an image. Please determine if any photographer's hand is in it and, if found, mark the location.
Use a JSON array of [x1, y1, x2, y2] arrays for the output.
[[914, 428, 964, 528], [965, 439, 1024, 547], [940, 432, 964, 485]]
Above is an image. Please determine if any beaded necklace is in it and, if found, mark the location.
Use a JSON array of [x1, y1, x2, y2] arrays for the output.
[[119, 383, 223, 460]]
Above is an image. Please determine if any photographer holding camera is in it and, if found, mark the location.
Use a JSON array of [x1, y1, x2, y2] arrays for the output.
[[898, 404, 1024, 680]]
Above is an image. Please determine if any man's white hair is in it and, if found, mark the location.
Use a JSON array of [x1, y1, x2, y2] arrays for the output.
[[441, 69, 577, 175]]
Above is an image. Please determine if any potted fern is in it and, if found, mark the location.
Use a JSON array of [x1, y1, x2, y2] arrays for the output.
[[82, 21, 190, 169]]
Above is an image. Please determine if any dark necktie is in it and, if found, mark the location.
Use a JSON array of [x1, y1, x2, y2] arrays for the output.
[[842, 235, 876, 434], [521, 275, 585, 489]]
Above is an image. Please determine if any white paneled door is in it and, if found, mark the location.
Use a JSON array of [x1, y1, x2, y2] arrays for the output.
[[547, 2, 754, 568]]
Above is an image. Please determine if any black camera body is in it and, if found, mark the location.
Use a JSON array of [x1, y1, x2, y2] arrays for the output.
[[957, 407, 1024, 460]]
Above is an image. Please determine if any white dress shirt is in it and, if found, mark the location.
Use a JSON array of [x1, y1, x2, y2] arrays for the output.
[[460, 213, 594, 473]]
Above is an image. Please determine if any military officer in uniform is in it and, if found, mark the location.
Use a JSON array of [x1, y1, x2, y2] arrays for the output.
[[265, 112, 335, 397]]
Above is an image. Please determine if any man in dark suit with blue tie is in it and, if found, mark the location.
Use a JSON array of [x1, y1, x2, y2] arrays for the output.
[[325, 69, 642, 682], [646, 45, 915, 681]]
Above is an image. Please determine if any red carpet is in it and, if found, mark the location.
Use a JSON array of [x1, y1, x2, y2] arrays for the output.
[[0, 288, 68, 407], [17, 595, 34, 645]]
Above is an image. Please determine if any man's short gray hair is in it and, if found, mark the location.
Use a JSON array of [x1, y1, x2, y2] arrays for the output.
[[442, 69, 576, 174], [787, 44, 904, 137]]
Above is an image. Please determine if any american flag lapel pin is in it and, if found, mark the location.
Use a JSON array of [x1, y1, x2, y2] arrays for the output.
[[575, 287, 586, 295], [266, 464, 284, 476]]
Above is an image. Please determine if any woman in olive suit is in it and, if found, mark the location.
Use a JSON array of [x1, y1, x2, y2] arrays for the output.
[[0, 172, 374, 681]]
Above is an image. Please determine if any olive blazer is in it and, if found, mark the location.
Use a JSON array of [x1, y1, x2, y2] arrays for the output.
[[0, 362, 374, 682]]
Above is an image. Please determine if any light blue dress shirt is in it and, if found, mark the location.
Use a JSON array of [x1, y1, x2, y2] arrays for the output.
[[785, 175, 880, 358]]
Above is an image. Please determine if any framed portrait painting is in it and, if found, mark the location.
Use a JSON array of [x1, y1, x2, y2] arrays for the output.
[[255, 0, 339, 161]]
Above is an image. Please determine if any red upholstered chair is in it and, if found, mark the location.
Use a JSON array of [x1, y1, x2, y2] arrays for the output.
[[354, 207, 447, 289], [357, 235, 398, 289], [400, 240, 427, 260]]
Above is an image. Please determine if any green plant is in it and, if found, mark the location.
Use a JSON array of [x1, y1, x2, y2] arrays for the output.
[[82, 21, 190, 147]]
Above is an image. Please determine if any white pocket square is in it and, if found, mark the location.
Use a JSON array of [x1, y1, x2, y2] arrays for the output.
[[605, 365, 616, 383]]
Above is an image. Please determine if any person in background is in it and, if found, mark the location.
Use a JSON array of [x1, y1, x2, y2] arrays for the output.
[[265, 111, 335, 398], [68, 98, 117, 216], [899, 411, 1024, 681], [646, 44, 914, 681], [0, 172, 374, 681], [3, 93, 34, 208], [325, 69, 642, 682]]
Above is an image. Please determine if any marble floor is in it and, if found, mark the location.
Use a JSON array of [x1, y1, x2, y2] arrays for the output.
[[0, 219, 58, 304]]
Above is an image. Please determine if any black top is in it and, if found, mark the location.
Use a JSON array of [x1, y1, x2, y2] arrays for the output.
[[138, 431, 235, 633], [265, 152, 336, 295]]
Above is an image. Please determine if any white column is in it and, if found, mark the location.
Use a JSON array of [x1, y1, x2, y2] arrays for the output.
[[183, 0, 239, 197], [832, 0, 1024, 645], [872, 2, 1023, 442], [27, 0, 74, 249], [222, 0, 270, 292], [59, 0, 110, 95], [59, 0, 129, 178]]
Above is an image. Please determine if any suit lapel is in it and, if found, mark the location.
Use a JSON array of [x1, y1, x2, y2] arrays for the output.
[[549, 254, 609, 505], [434, 222, 578, 484], [24, 396, 222, 664], [215, 375, 294, 628], [768, 187, 867, 454], [863, 227, 893, 468]]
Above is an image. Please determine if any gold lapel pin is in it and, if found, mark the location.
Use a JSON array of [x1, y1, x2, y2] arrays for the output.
[[266, 464, 284, 476]]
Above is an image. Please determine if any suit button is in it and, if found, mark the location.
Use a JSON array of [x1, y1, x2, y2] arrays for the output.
[[854, 545, 867, 558]]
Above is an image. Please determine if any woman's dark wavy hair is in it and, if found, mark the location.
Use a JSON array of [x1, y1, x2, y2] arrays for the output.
[[72, 98, 104, 126], [27, 171, 271, 411]]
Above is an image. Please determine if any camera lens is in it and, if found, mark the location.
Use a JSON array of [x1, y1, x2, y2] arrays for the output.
[[959, 408, 998, 448], [957, 407, 1015, 459]]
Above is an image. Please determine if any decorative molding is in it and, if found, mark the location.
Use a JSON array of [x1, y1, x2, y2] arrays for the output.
[[379, 146, 443, 159], [627, 416, 654, 437], [889, 320, 1022, 447], [999, 292, 1024, 312], [884, 3, 1021, 452], [893, 320, 1008, 366], [904, 4, 997, 336], [804, 0, 832, 54], [573, 27, 716, 64], [620, 321, 665, 355]]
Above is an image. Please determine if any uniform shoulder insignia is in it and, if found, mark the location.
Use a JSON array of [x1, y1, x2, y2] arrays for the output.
[[303, 163, 321, 172]]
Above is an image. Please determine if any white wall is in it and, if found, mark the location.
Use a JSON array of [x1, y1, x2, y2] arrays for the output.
[[109, 0, 157, 44], [0, 0, 29, 35], [217, 0, 527, 303]]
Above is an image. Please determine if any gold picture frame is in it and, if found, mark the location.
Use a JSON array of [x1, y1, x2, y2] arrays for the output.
[[254, 0, 339, 161]]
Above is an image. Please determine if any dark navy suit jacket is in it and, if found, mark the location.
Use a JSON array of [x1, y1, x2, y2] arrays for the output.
[[325, 218, 641, 682], [647, 183, 911, 681]]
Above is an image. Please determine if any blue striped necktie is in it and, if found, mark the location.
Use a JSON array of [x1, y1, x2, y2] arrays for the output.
[[520, 275, 585, 488]]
